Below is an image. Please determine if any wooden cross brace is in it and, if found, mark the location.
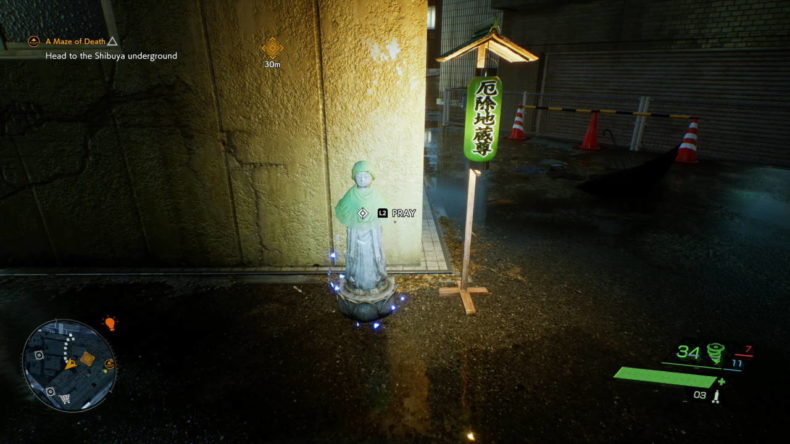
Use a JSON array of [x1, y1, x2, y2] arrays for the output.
[[439, 280, 489, 315]]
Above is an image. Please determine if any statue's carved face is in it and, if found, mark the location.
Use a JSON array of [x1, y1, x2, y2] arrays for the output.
[[355, 172, 372, 188]]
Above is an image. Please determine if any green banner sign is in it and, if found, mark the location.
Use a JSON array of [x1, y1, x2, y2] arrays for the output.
[[464, 76, 502, 162]]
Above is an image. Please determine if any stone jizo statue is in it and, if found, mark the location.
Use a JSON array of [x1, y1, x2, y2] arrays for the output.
[[334, 161, 396, 322]]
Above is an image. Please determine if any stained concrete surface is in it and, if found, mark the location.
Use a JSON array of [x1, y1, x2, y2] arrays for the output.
[[1, 0, 426, 268], [1, 129, 789, 443]]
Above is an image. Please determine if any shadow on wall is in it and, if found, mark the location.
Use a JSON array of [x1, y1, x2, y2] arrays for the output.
[[0, 71, 240, 267]]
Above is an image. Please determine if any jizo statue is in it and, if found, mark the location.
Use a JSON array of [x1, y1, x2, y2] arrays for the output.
[[334, 161, 396, 322]]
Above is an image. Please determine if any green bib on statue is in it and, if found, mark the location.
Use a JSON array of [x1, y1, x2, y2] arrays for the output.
[[335, 161, 388, 229]]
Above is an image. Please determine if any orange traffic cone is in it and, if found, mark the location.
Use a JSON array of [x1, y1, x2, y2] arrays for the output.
[[505, 105, 528, 141], [675, 119, 699, 163], [578, 112, 600, 151]]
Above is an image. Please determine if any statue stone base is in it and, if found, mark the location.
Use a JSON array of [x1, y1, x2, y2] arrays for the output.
[[336, 277, 396, 322]]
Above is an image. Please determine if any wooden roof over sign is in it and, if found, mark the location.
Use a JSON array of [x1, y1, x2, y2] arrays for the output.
[[436, 28, 539, 64]]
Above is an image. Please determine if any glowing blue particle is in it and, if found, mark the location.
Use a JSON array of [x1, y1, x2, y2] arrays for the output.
[[399, 295, 406, 302], [339, 274, 345, 279], [329, 252, 337, 259], [354, 322, 360, 328], [372, 322, 381, 330], [390, 305, 396, 311]]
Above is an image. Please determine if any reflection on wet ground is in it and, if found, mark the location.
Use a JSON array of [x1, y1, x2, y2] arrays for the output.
[[1, 128, 789, 442]]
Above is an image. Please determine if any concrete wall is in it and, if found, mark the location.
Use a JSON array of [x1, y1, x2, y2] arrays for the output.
[[426, 0, 443, 117], [321, 0, 427, 267], [494, 0, 790, 93], [0, 0, 426, 267]]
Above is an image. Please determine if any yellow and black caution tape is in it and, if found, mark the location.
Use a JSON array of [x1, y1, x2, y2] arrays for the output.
[[522, 105, 698, 120]]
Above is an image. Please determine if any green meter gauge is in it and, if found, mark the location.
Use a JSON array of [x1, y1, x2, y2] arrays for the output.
[[663, 339, 753, 373], [613, 338, 754, 406]]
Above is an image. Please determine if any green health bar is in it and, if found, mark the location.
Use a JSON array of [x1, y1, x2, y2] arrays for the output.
[[614, 367, 717, 389]]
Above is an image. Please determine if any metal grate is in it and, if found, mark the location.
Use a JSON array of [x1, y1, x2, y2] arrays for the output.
[[541, 49, 790, 165], [439, 0, 503, 91]]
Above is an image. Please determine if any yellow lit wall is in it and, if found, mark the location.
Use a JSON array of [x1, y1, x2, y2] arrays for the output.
[[321, 0, 427, 266], [0, 0, 426, 267]]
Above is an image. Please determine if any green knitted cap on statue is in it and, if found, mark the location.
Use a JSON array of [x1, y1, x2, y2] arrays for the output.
[[351, 160, 375, 181]]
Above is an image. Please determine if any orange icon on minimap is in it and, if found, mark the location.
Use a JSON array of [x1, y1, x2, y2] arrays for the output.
[[79, 351, 96, 367], [104, 317, 116, 332]]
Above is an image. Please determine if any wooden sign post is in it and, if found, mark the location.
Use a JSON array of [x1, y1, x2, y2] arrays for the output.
[[436, 24, 538, 315], [438, 44, 492, 315], [439, 166, 489, 315]]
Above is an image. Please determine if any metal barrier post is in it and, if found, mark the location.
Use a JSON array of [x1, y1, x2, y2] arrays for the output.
[[629, 96, 650, 151], [535, 94, 545, 135], [442, 88, 450, 127]]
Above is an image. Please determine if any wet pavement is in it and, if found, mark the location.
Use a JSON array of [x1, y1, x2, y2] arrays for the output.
[[1, 128, 789, 443]]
